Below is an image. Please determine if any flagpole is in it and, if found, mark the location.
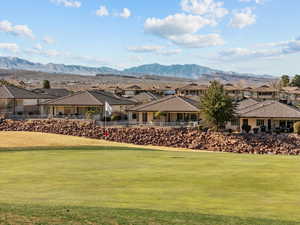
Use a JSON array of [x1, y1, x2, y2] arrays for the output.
[[104, 101, 112, 139], [104, 105, 106, 139]]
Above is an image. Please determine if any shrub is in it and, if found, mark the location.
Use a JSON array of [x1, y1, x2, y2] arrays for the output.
[[154, 111, 167, 120], [242, 124, 251, 133], [253, 128, 259, 134], [111, 114, 121, 121], [85, 109, 99, 120], [260, 125, 266, 132], [294, 122, 300, 135]]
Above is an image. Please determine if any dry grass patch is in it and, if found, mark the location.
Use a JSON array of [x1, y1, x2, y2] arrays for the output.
[[0, 131, 192, 152]]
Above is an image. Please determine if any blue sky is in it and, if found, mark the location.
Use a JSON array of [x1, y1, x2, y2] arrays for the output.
[[0, 0, 299, 75]]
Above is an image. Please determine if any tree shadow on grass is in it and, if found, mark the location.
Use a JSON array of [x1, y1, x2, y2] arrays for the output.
[[0, 203, 299, 225]]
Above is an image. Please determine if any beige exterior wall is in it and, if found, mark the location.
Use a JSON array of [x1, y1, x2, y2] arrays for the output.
[[52, 106, 103, 117], [239, 117, 300, 131], [133, 112, 200, 123]]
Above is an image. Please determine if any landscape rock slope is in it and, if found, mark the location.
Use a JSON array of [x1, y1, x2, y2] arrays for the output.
[[0, 119, 299, 155]]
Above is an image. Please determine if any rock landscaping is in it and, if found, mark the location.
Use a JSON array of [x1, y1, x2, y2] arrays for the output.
[[0, 119, 300, 155]]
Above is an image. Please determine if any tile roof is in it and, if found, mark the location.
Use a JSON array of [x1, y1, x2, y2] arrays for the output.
[[237, 100, 300, 118], [0, 85, 49, 99], [128, 95, 200, 112], [32, 88, 71, 98], [130, 92, 159, 104], [177, 84, 208, 91], [43, 90, 135, 106], [253, 85, 279, 92], [237, 99, 258, 111]]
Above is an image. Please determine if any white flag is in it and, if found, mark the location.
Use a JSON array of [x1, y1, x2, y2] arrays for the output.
[[105, 101, 112, 116]]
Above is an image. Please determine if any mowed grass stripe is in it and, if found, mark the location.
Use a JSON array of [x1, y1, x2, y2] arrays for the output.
[[1, 147, 300, 223], [0, 204, 299, 225]]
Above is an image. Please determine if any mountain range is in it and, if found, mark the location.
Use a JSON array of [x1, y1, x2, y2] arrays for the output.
[[0, 56, 272, 80]]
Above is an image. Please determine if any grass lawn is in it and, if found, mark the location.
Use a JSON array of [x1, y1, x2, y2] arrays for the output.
[[1, 132, 300, 224]]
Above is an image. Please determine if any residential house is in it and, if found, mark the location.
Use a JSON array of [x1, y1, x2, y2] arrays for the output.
[[243, 87, 254, 98], [152, 84, 177, 96], [129, 92, 160, 105], [42, 90, 135, 120], [228, 99, 300, 132], [251, 85, 280, 101], [32, 88, 71, 98], [176, 83, 244, 101], [224, 83, 244, 100], [0, 84, 54, 117], [176, 83, 208, 96], [282, 87, 300, 105], [123, 85, 148, 96], [128, 95, 201, 125]]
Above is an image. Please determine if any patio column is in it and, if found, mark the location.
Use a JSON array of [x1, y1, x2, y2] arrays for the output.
[[13, 98, 16, 115]]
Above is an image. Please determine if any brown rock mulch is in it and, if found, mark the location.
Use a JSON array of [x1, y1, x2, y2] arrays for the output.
[[0, 119, 299, 155]]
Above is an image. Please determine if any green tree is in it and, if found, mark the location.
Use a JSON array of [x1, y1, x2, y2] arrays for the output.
[[43, 80, 51, 89], [200, 81, 236, 131], [280, 75, 290, 87], [291, 75, 300, 87]]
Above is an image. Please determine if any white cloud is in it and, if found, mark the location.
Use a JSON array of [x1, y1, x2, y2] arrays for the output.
[[96, 6, 131, 19], [119, 8, 131, 19], [25, 47, 62, 57], [181, 0, 228, 21], [127, 45, 165, 53], [145, 14, 212, 37], [0, 20, 35, 39], [158, 49, 182, 56], [168, 33, 224, 48], [230, 8, 256, 29], [96, 6, 109, 17], [50, 0, 81, 8], [127, 45, 182, 56], [144, 13, 224, 48], [239, 0, 264, 4], [43, 36, 55, 44], [24, 46, 110, 65], [218, 38, 300, 61], [34, 43, 43, 50], [0, 43, 19, 53]]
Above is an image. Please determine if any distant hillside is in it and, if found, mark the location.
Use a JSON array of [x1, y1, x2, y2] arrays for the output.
[[0, 57, 120, 76], [0, 56, 273, 80], [122, 63, 221, 78]]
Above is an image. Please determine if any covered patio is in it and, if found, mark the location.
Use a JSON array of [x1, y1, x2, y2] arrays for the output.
[[128, 95, 201, 126], [43, 90, 135, 120], [236, 99, 300, 133]]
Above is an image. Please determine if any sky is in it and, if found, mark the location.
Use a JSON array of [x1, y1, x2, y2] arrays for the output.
[[0, 0, 299, 76]]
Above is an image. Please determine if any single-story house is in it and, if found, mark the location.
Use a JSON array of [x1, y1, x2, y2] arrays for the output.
[[32, 88, 71, 98], [176, 83, 208, 96], [42, 90, 135, 120], [129, 92, 159, 105], [228, 99, 300, 132], [123, 85, 148, 96], [127, 95, 201, 124], [0, 84, 54, 117], [251, 85, 280, 101]]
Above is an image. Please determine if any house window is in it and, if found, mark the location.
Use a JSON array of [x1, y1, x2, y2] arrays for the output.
[[191, 114, 198, 121], [177, 113, 183, 121], [231, 119, 240, 126], [256, 120, 265, 126], [242, 119, 248, 126], [142, 113, 148, 122], [132, 113, 137, 119]]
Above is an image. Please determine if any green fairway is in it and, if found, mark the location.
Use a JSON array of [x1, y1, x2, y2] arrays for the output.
[[1, 146, 300, 224]]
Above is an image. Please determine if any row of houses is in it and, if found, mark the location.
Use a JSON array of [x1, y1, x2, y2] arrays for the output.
[[1, 83, 300, 133], [100, 83, 300, 104], [176, 83, 300, 104]]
